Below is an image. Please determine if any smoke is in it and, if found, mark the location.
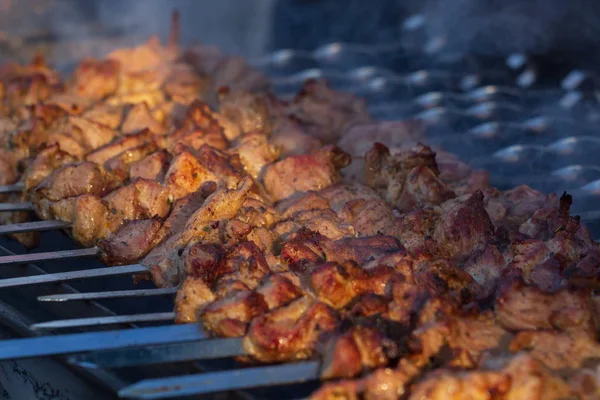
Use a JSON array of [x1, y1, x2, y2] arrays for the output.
[[89, 0, 275, 57], [4, 0, 598, 63], [0, 0, 275, 65], [412, 0, 600, 59]]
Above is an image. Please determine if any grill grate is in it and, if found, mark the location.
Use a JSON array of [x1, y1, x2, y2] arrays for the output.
[[1, 13, 600, 399]]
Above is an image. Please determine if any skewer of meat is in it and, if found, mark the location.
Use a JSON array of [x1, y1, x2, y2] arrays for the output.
[[82, 110, 596, 391], [0, 14, 271, 247], [21, 76, 372, 255]]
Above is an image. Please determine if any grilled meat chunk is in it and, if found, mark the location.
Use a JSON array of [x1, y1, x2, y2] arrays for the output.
[[23, 144, 77, 191], [365, 142, 454, 211], [166, 100, 228, 153], [98, 217, 164, 265], [509, 329, 600, 370], [217, 89, 273, 138], [320, 326, 391, 379], [231, 132, 279, 178], [86, 129, 153, 165], [407, 354, 572, 400], [495, 280, 596, 333], [128, 149, 170, 182], [144, 177, 254, 287], [71, 58, 120, 100], [104, 141, 159, 180], [32, 161, 122, 219], [243, 296, 339, 362], [289, 79, 371, 144], [50, 179, 171, 247], [263, 145, 351, 202], [121, 102, 165, 135]]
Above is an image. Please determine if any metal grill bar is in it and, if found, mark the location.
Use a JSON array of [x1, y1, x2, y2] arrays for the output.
[[30, 312, 176, 330], [69, 337, 245, 368], [118, 361, 321, 399], [0, 264, 147, 288], [0, 247, 99, 266], [0, 220, 70, 235], [0, 183, 24, 193], [0, 324, 207, 361], [0, 202, 33, 212], [38, 288, 177, 302]]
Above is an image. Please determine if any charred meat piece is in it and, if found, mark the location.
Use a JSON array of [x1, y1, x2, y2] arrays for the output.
[[121, 102, 165, 135], [217, 89, 273, 138], [23, 144, 78, 191], [484, 184, 558, 229], [50, 179, 171, 248], [495, 280, 596, 333], [86, 129, 153, 165], [408, 369, 511, 400], [279, 228, 403, 274], [405, 354, 572, 400], [274, 207, 356, 242], [270, 119, 322, 157], [144, 177, 254, 287], [289, 79, 371, 144], [509, 329, 600, 370], [70, 58, 120, 100], [255, 273, 303, 310], [243, 296, 339, 362], [98, 217, 164, 265], [82, 103, 125, 129], [263, 145, 351, 202], [165, 150, 219, 199], [68, 116, 118, 151], [231, 132, 279, 179], [104, 141, 159, 180], [320, 326, 391, 379], [166, 100, 228, 153], [431, 191, 495, 260], [183, 241, 271, 291], [201, 290, 269, 338], [33, 161, 121, 206], [308, 262, 396, 309], [128, 149, 171, 182], [278, 182, 401, 237], [365, 142, 454, 211]]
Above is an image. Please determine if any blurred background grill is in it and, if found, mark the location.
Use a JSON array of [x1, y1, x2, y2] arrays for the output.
[[1, 0, 600, 398]]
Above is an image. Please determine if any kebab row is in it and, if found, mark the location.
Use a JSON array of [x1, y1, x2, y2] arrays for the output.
[[2, 23, 600, 400], [0, 12, 269, 247], [22, 94, 600, 398]]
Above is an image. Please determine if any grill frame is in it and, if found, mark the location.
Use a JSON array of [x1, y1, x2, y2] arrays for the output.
[[0, 234, 279, 400]]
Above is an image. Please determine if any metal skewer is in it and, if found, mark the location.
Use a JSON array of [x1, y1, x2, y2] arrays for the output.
[[0, 247, 99, 266], [0, 220, 71, 235], [38, 287, 177, 302], [31, 312, 176, 330], [69, 337, 245, 368], [0, 202, 34, 212], [0, 324, 207, 361], [0, 264, 147, 288], [118, 361, 321, 399], [0, 183, 25, 194]]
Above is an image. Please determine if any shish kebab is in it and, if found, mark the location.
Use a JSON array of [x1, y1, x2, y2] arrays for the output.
[[0, 10, 269, 245], [2, 109, 600, 400], [0, 16, 600, 400]]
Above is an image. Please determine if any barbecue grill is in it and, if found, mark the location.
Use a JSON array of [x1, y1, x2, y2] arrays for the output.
[[0, 3, 600, 400]]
